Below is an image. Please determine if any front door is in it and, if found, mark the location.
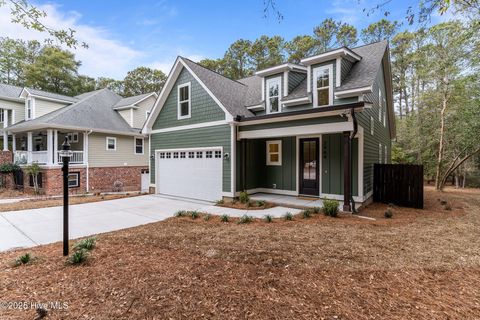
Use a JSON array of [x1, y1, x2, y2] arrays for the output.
[[299, 138, 319, 196]]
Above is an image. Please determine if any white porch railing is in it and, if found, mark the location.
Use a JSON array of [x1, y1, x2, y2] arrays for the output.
[[14, 151, 28, 164], [57, 151, 84, 164], [31, 151, 48, 164]]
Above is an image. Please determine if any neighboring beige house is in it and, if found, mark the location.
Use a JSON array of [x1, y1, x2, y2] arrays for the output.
[[0, 83, 156, 195]]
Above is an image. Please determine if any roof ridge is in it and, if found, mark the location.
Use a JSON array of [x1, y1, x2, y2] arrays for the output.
[[180, 56, 247, 87]]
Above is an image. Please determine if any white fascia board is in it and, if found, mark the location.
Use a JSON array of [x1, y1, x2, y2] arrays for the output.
[[238, 121, 353, 139], [335, 85, 373, 98], [8, 123, 144, 137], [301, 48, 361, 65], [255, 63, 307, 77], [282, 96, 311, 107], [246, 103, 265, 111], [0, 95, 24, 103], [29, 94, 76, 105], [113, 105, 139, 111]]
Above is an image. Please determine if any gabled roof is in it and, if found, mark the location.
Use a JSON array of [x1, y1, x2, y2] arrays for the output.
[[113, 92, 157, 109], [236, 75, 262, 107], [8, 89, 141, 135], [21, 87, 79, 103], [0, 83, 23, 100]]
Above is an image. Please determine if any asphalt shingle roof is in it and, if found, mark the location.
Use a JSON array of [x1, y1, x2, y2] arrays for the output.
[[0, 83, 23, 100], [24, 87, 79, 103], [8, 89, 140, 134], [113, 92, 154, 108]]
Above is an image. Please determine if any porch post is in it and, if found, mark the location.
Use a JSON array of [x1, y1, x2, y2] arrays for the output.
[[12, 134, 16, 152], [3, 109, 8, 151], [27, 132, 33, 163], [46, 129, 53, 165], [240, 139, 246, 191], [53, 130, 58, 164], [343, 131, 352, 212]]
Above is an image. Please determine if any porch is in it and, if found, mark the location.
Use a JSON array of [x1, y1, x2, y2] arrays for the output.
[[11, 130, 86, 166]]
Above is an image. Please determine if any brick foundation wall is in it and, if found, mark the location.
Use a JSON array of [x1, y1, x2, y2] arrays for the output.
[[88, 166, 147, 193], [23, 168, 87, 196], [0, 151, 12, 164]]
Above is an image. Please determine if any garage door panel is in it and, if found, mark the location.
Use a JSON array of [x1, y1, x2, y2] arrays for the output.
[[157, 149, 222, 202]]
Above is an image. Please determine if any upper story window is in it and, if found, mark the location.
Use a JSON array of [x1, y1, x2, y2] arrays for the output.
[[106, 137, 117, 151], [26, 98, 33, 120], [266, 77, 281, 114], [134, 138, 144, 155], [0, 109, 4, 123], [177, 82, 191, 119], [313, 65, 333, 107]]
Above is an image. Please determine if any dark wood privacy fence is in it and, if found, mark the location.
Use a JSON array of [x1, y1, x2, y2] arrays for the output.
[[373, 164, 424, 209]]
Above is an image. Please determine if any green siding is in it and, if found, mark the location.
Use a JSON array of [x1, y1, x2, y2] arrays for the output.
[[152, 67, 225, 130], [150, 125, 231, 192], [239, 115, 347, 132]]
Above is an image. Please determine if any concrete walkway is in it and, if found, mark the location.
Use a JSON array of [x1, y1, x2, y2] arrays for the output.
[[0, 195, 301, 252]]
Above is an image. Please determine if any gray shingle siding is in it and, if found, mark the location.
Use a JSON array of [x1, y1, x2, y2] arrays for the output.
[[341, 59, 354, 83], [288, 71, 306, 94]]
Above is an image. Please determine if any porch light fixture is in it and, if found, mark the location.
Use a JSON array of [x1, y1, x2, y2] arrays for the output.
[[223, 152, 230, 160], [60, 136, 72, 256]]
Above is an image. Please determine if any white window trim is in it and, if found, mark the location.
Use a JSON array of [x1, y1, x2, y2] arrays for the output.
[[370, 116, 374, 135], [68, 172, 80, 188], [313, 65, 334, 107], [177, 82, 191, 120], [0, 109, 4, 123], [266, 77, 282, 114], [266, 140, 282, 166], [106, 136, 117, 151], [26, 97, 35, 120], [134, 137, 144, 155]]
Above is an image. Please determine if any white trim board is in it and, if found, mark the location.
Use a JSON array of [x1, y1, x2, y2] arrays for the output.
[[150, 120, 229, 134], [238, 121, 353, 139]]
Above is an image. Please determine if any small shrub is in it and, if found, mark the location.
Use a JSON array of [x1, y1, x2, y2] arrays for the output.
[[220, 214, 229, 222], [216, 199, 224, 205], [174, 210, 186, 217], [284, 212, 293, 221], [264, 214, 273, 223], [190, 210, 199, 219], [238, 215, 253, 224], [203, 214, 211, 221], [74, 237, 96, 251], [68, 249, 88, 265], [257, 200, 266, 207], [14, 253, 32, 266], [384, 208, 393, 219], [313, 207, 321, 214], [302, 209, 312, 219], [323, 199, 339, 217], [239, 191, 249, 204]]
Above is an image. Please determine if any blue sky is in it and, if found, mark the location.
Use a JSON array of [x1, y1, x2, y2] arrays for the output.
[[0, 0, 442, 79]]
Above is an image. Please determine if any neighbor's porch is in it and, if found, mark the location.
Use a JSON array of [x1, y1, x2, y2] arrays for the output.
[[11, 130, 86, 166]]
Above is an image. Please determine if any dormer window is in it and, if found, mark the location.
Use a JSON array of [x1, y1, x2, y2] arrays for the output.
[[177, 82, 191, 119], [266, 77, 281, 114], [313, 65, 333, 107]]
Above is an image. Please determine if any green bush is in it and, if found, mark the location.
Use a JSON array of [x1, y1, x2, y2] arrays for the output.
[[239, 191, 249, 204], [14, 253, 32, 266], [284, 212, 293, 221], [238, 215, 253, 224], [68, 249, 88, 265], [0, 163, 20, 173], [203, 214, 211, 221], [312, 207, 321, 214], [384, 208, 393, 219], [74, 237, 96, 251], [174, 210, 186, 217], [302, 209, 312, 219], [189, 210, 199, 219], [220, 214, 229, 222], [323, 199, 339, 217], [264, 214, 273, 223]]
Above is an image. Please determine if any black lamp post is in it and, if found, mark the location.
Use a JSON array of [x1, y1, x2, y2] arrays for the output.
[[60, 136, 72, 256]]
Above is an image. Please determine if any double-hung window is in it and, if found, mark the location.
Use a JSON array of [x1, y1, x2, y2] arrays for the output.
[[266, 140, 282, 166], [266, 77, 281, 114], [134, 138, 144, 155], [106, 137, 116, 151], [313, 65, 333, 107], [0, 109, 4, 123], [177, 83, 191, 119], [26, 99, 33, 120]]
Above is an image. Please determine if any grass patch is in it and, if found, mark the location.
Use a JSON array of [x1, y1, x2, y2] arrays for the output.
[[74, 237, 96, 251], [189, 210, 199, 219], [220, 214, 229, 223], [238, 215, 254, 224], [68, 249, 89, 265], [284, 212, 293, 221]]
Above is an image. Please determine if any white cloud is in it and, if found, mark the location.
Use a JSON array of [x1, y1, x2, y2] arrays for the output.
[[0, 3, 142, 79]]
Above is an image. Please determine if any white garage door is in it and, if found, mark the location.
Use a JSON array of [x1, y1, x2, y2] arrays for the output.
[[156, 148, 223, 202]]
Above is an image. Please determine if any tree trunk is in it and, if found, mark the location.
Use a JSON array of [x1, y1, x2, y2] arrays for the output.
[[435, 92, 448, 190], [399, 89, 403, 118]]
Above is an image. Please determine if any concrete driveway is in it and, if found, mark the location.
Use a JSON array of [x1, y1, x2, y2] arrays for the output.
[[0, 195, 212, 252]]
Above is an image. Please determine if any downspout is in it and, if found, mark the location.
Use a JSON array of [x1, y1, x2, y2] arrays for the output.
[[349, 108, 358, 213], [85, 130, 93, 193]]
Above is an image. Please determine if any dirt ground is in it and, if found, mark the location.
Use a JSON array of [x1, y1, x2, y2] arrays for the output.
[[1, 186, 479, 319], [0, 194, 141, 212]]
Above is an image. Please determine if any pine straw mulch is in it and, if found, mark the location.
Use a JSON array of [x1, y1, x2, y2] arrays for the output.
[[0, 194, 141, 212], [1, 187, 480, 319]]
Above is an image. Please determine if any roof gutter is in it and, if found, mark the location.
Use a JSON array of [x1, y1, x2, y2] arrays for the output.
[[8, 123, 145, 137]]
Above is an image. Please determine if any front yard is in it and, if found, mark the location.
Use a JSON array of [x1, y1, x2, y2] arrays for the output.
[[1, 187, 479, 319]]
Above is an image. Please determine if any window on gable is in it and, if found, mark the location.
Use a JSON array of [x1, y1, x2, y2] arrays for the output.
[[135, 138, 144, 155], [314, 66, 332, 107], [26, 99, 33, 120], [106, 137, 116, 151], [266, 78, 281, 114], [177, 83, 191, 119], [266, 140, 282, 166]]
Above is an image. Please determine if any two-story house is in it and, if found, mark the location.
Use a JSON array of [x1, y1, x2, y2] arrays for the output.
[[0, 83, 156, 195], [143, 40, 394, 211]]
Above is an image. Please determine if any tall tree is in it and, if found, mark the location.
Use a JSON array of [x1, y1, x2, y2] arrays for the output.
[[285, 35, 316, 63], [95, 77, 124, 95], [313, 18, 358, 53], [361, 19, 400, 44], [122, 67, 166, 97], [249, 35, 285, 71], [24, 46, 80, 95], [0, 38, 40, 86], [222, 39, 253, 79], [199, 58, 226, 74]]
